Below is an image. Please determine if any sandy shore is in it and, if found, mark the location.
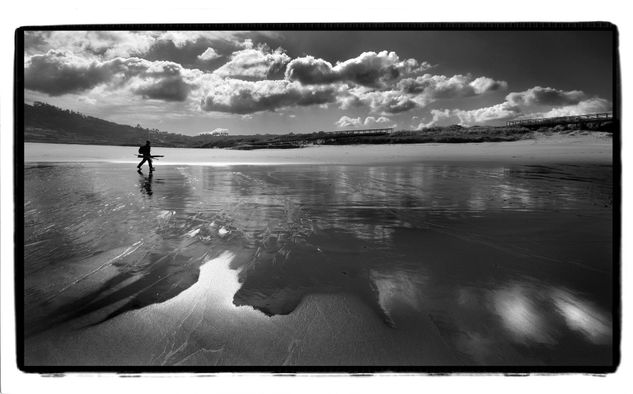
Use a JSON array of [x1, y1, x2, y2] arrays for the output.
[[25, 132, 613, 165], [22, 158, 613, 367]]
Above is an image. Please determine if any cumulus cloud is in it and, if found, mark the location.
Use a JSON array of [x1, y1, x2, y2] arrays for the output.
[[415, 109, 453, 129], [29, 32, 606, 125], [470, 77, 509, 94], [414, 103, 521, 128], [213, 44, 290, 81], [200, 79, 338, 114], [201, 127, 229, 135], [198, 47, 221, 61], [398, 74, 507, 98], [506, 86, 587, 107], [332, 72, 506, 115], [364, 116, 392, 126], [24, 31, 277, 67], [522, 97, 612, 119], [339, 88, 418, 114], [335, 115, 395, 129], [34, 31, 157, 58], [335, 116, 363, 128], [24, 38, 514, 116], [25, 50, 196, 101], [453, 102, 521, 125], [132, 76, 192, 101], [424, 86, 611, 126], [286, 51, 430, 88], [25, 50, 122, 95]]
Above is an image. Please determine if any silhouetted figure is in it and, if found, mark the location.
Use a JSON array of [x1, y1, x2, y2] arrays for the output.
[[137, 140, 155, 171]]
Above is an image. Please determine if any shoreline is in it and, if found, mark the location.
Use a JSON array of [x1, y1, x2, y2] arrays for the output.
[[24, 132, 613, 165]]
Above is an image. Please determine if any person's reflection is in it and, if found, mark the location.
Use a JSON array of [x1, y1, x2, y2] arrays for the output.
[[138, 169, 153, 196]]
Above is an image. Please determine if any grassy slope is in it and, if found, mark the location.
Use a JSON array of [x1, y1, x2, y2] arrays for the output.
[[23, 102, 616, 149]]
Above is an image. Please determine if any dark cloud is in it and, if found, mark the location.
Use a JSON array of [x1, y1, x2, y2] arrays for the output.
[[397, 74, 507, 98], [143, 39, 226, 72], [286, 51, 429, 88], [133, 76, 192, 102], [24, 31, 50, 55], [24, 51, 117, 95], [383, 98, 417, 113], [506, 86, 587, 107], [24, 50, 195, 102], [142, 32, 283, 72], [200, 80, 337, 114]]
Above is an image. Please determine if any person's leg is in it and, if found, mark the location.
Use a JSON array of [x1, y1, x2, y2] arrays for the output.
[[137, 158, 147, 168], [148, 157, 154, 171]]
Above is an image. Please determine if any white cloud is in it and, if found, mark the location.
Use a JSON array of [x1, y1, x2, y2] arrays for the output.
[[415, 109, 453, 129], [38, 31, 157, 59], [470, 76, 509, 94], [200, 78, 338, 114], [25, 32, 610, 125], [198, 47, 221, 61], [522, 97, 612, 119], [339, 88, 418, 114], [25, 31, 258, 60], [156, 31, 246, 48], [425, 87, 612, 126], [453, 102, 521, 125], [335, 116, 362, 128], [286, 50, 431, 88], [364, 116, 391, 126], [398, 74, 507, 99], [213, 45, 290, 81], [332, 72, 506, 115]]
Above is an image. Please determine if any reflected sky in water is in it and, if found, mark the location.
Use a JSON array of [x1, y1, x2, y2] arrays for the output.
[[24, 162, 613, 365]]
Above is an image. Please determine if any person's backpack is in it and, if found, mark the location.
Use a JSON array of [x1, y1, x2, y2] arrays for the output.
[[138, 146, 144, 154]]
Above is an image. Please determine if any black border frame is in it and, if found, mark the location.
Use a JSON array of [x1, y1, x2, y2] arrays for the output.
[[13, 22, 621, 375]]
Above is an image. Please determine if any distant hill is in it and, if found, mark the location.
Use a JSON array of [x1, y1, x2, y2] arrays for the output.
[[22, 101, 615, 150], [23, 102, 195, 147]]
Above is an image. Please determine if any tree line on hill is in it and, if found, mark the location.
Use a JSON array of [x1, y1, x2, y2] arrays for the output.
[[23, 102, 616, 150]]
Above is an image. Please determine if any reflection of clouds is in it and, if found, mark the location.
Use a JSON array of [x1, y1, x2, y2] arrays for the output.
[[455, 331, 497, 365], [193, 251, 244, 310], [445, 281, 613, 364], [551, 288, 611, 344], [167, 164, 613, 349], [370, 269, 427, 322], [188, 163, 606, 248], [491, 284, 556, 345], [466, 190, 487, 212], [496, 184, 533, 208], [488, 282, 611, 347]]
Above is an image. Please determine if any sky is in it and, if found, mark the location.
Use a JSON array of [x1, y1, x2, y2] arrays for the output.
[[23, 29, 614, 136]]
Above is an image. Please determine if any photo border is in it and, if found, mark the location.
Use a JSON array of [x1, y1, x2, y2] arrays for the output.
[[13, 22, 622, 374]]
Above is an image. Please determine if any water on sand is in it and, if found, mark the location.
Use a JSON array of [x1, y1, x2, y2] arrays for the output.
[[23, 160, 613, 366]]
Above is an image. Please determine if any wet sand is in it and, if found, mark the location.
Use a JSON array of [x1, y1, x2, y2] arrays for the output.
[[22, 138, 614, 367]]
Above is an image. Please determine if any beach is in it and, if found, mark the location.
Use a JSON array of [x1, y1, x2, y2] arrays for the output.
[[22, 136, 614, 367], [25, 132, 613, 165]]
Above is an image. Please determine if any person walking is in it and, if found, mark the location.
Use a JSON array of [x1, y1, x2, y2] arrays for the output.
[[137, 140, 155, 172]]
